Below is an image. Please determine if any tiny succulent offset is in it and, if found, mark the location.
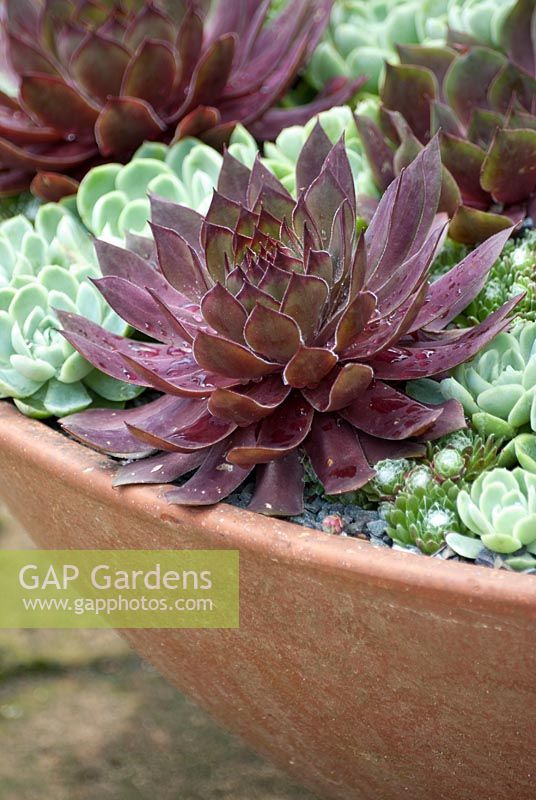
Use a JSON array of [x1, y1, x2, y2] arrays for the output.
[[76, 128, 258, 244], [0, 205, 143, 418], [357, 0, 536, 243], [58, 133, 520, 515], [0, 0, 361, 199]]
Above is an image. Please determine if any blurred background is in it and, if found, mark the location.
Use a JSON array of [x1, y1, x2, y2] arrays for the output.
[[0, 506, 316, 800]]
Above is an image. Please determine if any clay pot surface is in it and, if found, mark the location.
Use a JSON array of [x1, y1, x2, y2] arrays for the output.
[[1, 401, 535, 800]]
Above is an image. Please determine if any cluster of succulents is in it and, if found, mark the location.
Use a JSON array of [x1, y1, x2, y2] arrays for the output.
[[447, 468, 536, 569], [0, 0, 535, 573], [305, 0, 514, 96], [76, 128, 258, 243], [357, 0, 536, 243], [409, 325, 536, 466], [0, 0, 360, 199], [0, 205, 143, 418], [55, 135, 520, 515], [75, 105, 380, 246]]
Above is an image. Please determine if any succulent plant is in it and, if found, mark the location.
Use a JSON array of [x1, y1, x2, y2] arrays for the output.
[[387, 479, 466, 554], [408, 325, 536, 460], [361, 458, 412, 502], [428, 429, 503, 482], [76, 127, 258, 243], [58, 134, 519, 516], [450, 467, 536, 555], [263, 103, 380, 199], [357, 0, 536, 243], [0, 0, 361, 200], [0, 205, 143, 418], [305, 0, 513, 97]]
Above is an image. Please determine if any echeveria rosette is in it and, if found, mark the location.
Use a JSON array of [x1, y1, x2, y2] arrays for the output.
[[58, 133, 519, 516], [0, 0, 361, 200], [448, 467, 536, 557], [0, 205, 143, 418], [358, 0, 536, 244], [76, 128, 258, 244], [408, 324, 536, 474]]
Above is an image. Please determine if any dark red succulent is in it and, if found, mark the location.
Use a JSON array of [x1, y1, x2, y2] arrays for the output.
[[356, 0, 536, 244], [58, 131, 519, 515], [0, 0, 360, 200]]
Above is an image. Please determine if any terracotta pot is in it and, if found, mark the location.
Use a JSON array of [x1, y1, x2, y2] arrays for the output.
[[0, 400, 535, 800]]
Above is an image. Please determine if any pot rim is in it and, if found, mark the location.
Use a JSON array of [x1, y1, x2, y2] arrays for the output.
[[1, 400, 535, 620]]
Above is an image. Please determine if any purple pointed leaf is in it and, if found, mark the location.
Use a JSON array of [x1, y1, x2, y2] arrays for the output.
[[481, 128, 536, 205], [127, 406, 237, 453], [249, 451, 304, 516], [341, 381, 443, 441], [121, 39, 177, 110], [113, 450, 206, 487], [201, 282, 247, 342], [165, 427, 256, 506], [304, 414, 375, 494], [71, 33, 131, 103], [302, 363, 373, 413], [370, 296, 521, 380], [202, 221, 234, 284], [244, 303, 301, 362], [381, 62, 437, 143], [208, 376, 291, 426], [283, 345, 338, 389], [440, 132, 490, 207], [295, 120, 332, 196], [444, 47, 506, 126], [95, 96, 166, 157], [281, 272, 328, 342], [194, 330, 280, 379], [227, 393, 314, 466], [152, 223, 209, 302], [59, 396, 179, 458], [335, 291, 377, 353], [175, 34, 236, 120], [20, 73, 99, 133], [359, 433, 426, 465], [411, 226, 513, 332], [354, 114, 395, 192], [149, 195, 204, 255], [414, 399, 467, 442]]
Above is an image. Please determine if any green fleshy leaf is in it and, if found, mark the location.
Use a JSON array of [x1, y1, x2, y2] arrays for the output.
[[76, 163, 123, 230], [504, 554, 536, 571], [10, 354, 56, 382], [472, 412, 517, 439], [9, 283, 49, 327], [0, 367, 42, 398], [514, 433, 536, 473], [57, 350, 93, 383], [84, 369, 145, 402], [44, 378, 92, 417], [480, 532, 521, 554], [445, 532, 483, 560], [116, 158, 174, 200]]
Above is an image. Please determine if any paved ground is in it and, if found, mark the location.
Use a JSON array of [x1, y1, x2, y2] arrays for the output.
[[0, 508, 317, 800]]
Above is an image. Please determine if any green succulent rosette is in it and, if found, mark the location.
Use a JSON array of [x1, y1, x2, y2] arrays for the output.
[[262, 103, 380, 198], [387, 479, 465, 555], [306, 0, 517, 95], [448, 468, 536, 557], [407, 324, 536, 472], [0, 205, 143, 419], [447, 0, 517, 46], [76, 127, 259, 244]]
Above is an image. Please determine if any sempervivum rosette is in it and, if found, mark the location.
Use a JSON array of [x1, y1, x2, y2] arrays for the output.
[[0, 0, 361, 199], [59, 132, 519, 515], [357, 0, 536, 244]]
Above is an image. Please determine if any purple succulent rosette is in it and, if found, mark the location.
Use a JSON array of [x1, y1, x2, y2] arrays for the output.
[[355, 0, 536, 245], [58, 130, 520, 516], [0, 0, 362, 200]]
